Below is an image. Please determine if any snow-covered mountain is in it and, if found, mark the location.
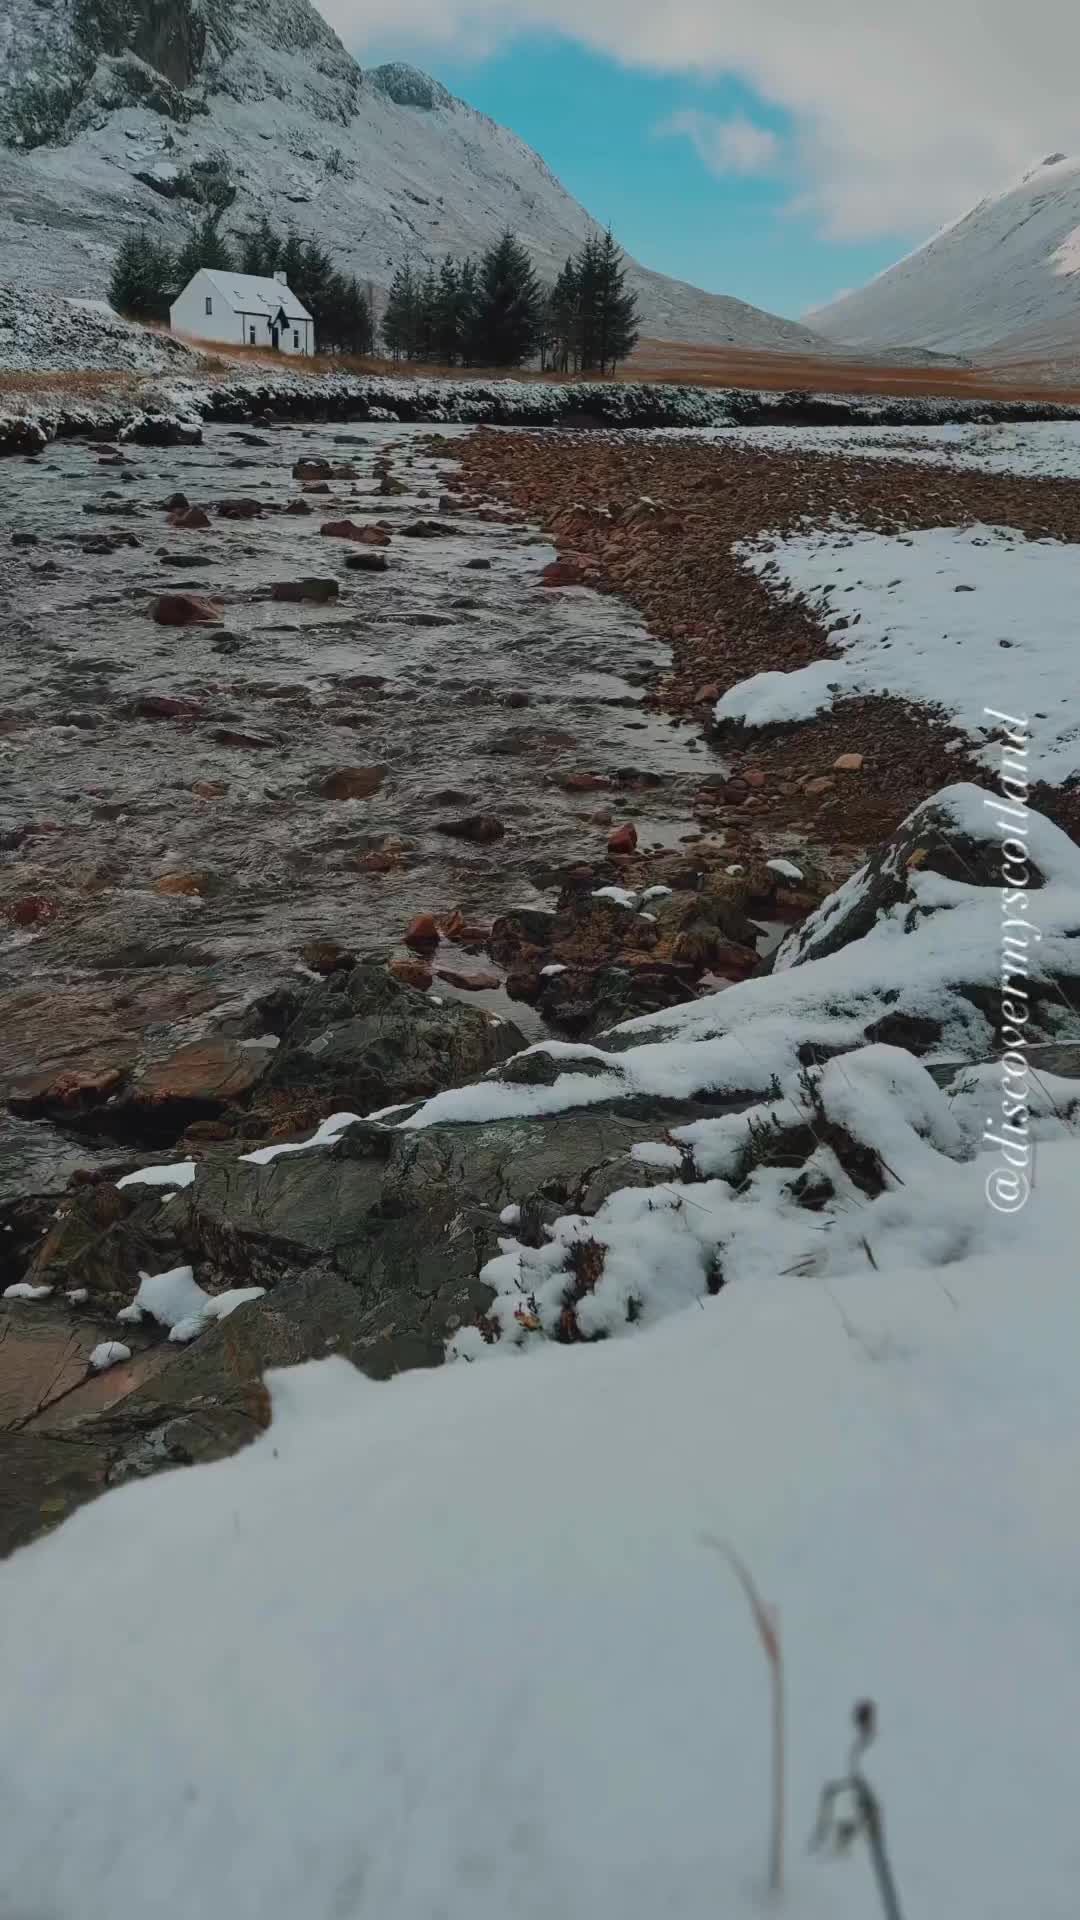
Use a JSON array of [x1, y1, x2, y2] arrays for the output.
[[809, 154, 1080, 359], [0, 0, 827, 353]]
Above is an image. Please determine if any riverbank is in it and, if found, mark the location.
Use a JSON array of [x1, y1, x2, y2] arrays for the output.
[[4, 363, 1080, 458]]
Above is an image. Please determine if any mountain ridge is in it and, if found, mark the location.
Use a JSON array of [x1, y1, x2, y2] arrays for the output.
[[809, 154, 1080, 359], [0, 0, 829, 353]]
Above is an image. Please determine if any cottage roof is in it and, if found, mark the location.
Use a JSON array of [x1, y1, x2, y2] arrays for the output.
[[199, 270, 313, 324]]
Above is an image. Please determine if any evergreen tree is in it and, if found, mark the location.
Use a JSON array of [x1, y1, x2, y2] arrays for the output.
[[593, 226, 639, 374], [296, 238, 337, 341], [434, 256, 461, 364], [279, 232, 308, 299], [473, 229, 542, 368], [174, 211, 234, 293], [236, 214, 282, 277], [320, 272, 373, 355], [416, 265, 440, 360], [546, 256, 581, 373], [381, 263, 420, 359], [456, 257, 480, 366], [574, 230, 603, 372], [109, 229, 175, 323]]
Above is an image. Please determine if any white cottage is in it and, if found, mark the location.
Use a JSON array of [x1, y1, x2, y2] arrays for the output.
[[169, 268, 315, 355]]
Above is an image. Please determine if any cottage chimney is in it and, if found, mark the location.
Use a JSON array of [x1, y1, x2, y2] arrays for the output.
[[273, 269, 288, 284]]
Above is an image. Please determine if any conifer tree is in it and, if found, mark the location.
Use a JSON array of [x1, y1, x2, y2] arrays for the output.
[[174, 211, 233, 292], [109, 229, 175, 323], [473, 229, 542, 367], [237, 214, 282, 277], [434, 256, 462, 364], [546, 256, 581, 373], [456, 257, 480, 366], [381, 263, 419, 359], [593, 226, 639, 374]]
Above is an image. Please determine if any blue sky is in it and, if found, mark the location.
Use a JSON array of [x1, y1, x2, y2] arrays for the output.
[[365, 36, 918, 318]]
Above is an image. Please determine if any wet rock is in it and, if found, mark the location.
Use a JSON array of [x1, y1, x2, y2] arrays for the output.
[[300, 940, 356, 976], [11, 532, 38, 548], [267, 960, 522, 1107], [152, 593, 223, 627], [216, 498, 264, 521], [541, 557, 596, 588], [211, 726, 278, 749], [436, 968, 501, 992], [318, 765, 385, 800], [303, 481, 332, 495], [404, 914, 440, 948], [403, 519, 464, 539], [167, 506, 210, 530], [344, 551, 390, 573], [285, 498, 312, 516], [608, 823, 638, 855], [465, 556, 491, 570], [435, 814, 505, 844], [121, 415, 201, 448], [320, 520, 390, 545], [270, 578, 339, 604], [294, 460, 358, 481], [133, 694, 201, 721], [560, 771, 610, 792], [390, 958, 433, 990], [154, 872, 206, 897]]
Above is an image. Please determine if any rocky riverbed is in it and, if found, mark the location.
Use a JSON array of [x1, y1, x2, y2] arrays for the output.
[[6, 410, 1080, 1559]]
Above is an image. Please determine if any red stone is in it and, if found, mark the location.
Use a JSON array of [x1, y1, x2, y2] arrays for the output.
[[607, 823, 638, 855], [320, 520, 391, 545], [436, 968, 500, 992], [404, 914, 440, 949], [318, 766, 385, 800], [167, 505, 211, 530], [151, 593, 222, 627]]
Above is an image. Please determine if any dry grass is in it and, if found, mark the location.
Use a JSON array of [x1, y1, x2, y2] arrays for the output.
[[6, 322, 1080, 408]]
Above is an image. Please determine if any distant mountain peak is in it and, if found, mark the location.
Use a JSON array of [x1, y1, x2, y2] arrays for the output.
[[810, 153, 1080, 360]]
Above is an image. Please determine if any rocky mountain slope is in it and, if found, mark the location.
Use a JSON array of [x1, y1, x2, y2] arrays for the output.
[[0, 0, 827, 352], [809, 153, 1080, 358]]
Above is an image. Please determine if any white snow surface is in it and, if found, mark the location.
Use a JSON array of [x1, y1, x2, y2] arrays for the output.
[[4, 1129, 1080, 1918], [684, 419, 1080, 479], [117, 1266, 264, 1342], [809, 152, 1080, 357], [88, 1341, 132, 1372], [116, 1159, 197, 1190], [716, 522, 1080, 781], [2, 1282, 53, 1300]]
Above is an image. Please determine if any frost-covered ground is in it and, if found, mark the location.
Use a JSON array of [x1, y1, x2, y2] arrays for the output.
[[715, 521, 1080, 780], [0, 284, 204, 374], [670, 418, 1080, 479], [3, 1132, 1080, 1920]]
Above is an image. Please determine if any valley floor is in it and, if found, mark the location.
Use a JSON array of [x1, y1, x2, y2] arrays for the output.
[[3, 405, 1080, 1918]]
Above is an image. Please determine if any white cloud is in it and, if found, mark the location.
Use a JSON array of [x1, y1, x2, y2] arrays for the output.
[[654, 108, 779, 176], [323, 0, 1080, 240]]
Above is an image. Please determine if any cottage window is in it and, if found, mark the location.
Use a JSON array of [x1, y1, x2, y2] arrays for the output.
[[249, 326, 256, 344], [293, 331, 300, 349], [205, 295, 213, 316]]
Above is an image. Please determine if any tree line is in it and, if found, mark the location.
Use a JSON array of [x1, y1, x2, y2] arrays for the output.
[[110, 214, 639, 372]]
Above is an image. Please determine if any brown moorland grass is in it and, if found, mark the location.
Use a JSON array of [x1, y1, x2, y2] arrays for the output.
[[5, 321, 1080, 405]]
